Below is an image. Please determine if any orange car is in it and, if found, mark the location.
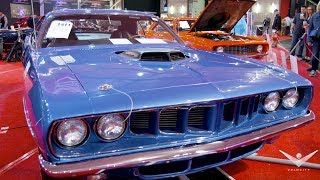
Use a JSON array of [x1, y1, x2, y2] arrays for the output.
[[148, 0, 269, 59]]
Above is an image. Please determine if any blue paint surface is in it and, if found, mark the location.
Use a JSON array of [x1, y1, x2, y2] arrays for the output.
[[22, 9, 313, 178]]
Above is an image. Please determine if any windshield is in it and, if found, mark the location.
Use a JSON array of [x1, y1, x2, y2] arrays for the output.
[[41, 14, 182, 48]]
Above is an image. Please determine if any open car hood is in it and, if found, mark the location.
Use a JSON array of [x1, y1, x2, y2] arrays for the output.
[[189, 0, 256, 33]]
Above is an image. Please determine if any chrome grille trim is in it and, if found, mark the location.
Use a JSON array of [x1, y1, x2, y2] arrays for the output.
[[129, 96, 259, 135], [224, 45, 257, 55]]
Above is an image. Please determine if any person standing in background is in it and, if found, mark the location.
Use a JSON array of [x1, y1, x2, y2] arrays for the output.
[[290, 6, 307, 59], [304, 6, 315, 62], [27, 15, 40, 29], [263, 17, 271, 35], [0, 11, 8, 29], [284, 14, 292, 35], [272, 9, 281, 32], [307, 3, 320, 77]]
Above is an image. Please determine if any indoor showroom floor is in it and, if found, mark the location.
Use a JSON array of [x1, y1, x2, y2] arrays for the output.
[[0, 39, 319, 179]]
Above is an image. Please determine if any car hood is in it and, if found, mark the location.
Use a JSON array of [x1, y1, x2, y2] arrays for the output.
[[36, 44, 311, 119], [190, 0, 256, 33]]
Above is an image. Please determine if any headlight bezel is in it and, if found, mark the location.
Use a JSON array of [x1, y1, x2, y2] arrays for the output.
[[263, 91, 281, 113], [94, 114, 127, 142], [257, 45, 264, 53], [216, 46, 224, 52], [282, 89, 300, 109], [53, 119, 90, 148]]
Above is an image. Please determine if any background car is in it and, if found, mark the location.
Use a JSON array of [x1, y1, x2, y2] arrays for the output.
[[23, 9, 314, 179], [13, 17, 29, 28], [13, 16, 42, 29], [0, 28, 32, 54], [148, 0, 269, 59], [0, 16, 42, 61]]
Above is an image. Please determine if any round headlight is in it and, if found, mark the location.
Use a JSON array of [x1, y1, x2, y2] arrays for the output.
[[263, 92, 280, 112], [257, 45, 263, 53], [283, 89, 299, 109], [216, 46, 224, 52], [56, 119, 88, 147], [96, 114, 125, 141]]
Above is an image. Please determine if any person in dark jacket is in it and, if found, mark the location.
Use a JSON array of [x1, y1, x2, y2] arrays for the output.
[[272, 9, 281, 31], [307, 3, 320, 77], [263, 17, 271, 34], [0, 11, 8, 29], [27, 15, 39, 29], [304, 6, 315, 62], [290, 6, 307, 58]]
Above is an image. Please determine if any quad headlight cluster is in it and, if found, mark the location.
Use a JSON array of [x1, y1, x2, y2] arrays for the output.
[[263, 89, 299, 113], [53, 89, 300, 147], [54, 114, 126, 147]]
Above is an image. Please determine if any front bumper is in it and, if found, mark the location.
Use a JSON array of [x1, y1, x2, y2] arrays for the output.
[[40, 110, 315, 178], [242, 53, 268, 59]]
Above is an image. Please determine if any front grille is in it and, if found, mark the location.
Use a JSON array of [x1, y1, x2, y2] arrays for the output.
[[139, 160, 189, 175], [159, 109, 179, 132], [129, 95, 261, 134], [188, 107, 208, 129], [223, 102, 236, 121], [130, 111, 150, 134], [223, 45, 257, 55]]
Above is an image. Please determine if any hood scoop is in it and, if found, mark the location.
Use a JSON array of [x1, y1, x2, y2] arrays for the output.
[[117, 48, 187, 62]]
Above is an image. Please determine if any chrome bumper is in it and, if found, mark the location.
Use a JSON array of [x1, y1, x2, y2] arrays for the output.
[[40, 111, 315, 178], [244, 53, 268, 58]]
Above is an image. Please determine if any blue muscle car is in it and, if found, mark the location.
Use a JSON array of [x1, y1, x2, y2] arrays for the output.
[[22, 9, 315, 179]]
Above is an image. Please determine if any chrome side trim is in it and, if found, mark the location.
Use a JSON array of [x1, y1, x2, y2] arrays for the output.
[[40, 111, 315, 178]]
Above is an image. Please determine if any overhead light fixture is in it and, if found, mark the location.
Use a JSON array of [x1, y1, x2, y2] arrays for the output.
[[253, 3, 261, 13], [270, 2, 277, 13], [169, 5, 175, 15], [180, 5, 186, 15]]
